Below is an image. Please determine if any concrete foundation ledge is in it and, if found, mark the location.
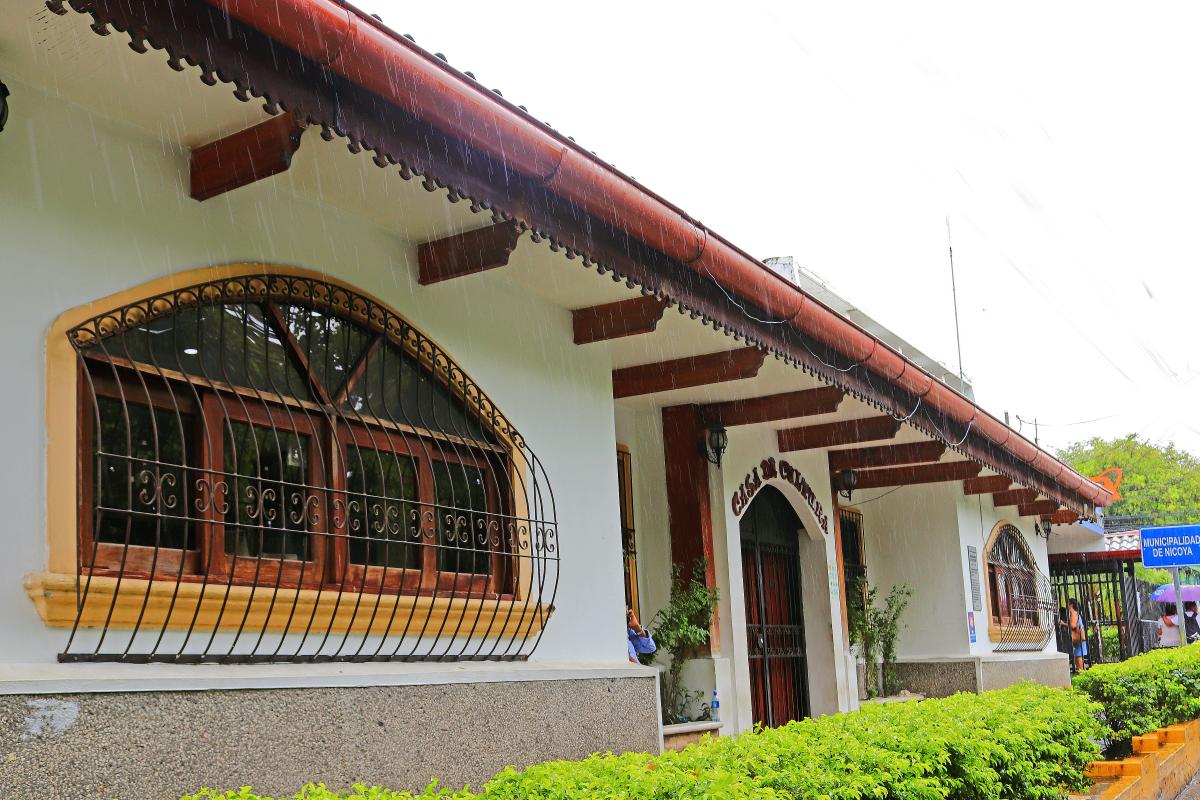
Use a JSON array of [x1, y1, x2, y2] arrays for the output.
[[0, 660, 654, 695], [1085, 719, 1200, 800], [892, 652, 1070, 698], [662, 720, 722, 751], [0, 674, 660, 799]]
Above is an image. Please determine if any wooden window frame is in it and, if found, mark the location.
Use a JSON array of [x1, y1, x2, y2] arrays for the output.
[[837, 507, 867, 620], [77, 299, 514, 601], [616, 444, 639, 618], [79, 369, 203, 581]]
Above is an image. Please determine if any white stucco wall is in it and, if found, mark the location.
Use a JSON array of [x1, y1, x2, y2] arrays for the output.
[[1047, 522, 1108, 555], [859, 481, 971, 659], [956, 493, 1058, 657], [860, 480, 1059, 660], [0, 78, 634, 677]]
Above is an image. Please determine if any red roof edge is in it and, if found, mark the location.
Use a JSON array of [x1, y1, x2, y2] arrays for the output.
[[1049, 549, 1140, 565], [202, 0, 1110, 510]]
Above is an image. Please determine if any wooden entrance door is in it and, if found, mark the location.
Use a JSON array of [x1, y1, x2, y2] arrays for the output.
[[740, 485, 810, 726]]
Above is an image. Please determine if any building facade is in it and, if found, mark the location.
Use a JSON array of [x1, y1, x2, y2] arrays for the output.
[[0, 1, 1111, 796]]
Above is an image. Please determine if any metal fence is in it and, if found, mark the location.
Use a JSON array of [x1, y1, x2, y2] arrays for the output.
[[1050, 559, 1153, 667]]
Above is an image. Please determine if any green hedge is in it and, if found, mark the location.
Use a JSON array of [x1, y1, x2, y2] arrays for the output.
[[184, 683, 1105, 800], [1073, 641, 1200, 748]]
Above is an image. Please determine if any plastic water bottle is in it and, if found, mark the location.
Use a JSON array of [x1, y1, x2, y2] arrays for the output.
[[710, 689, 720, 722]]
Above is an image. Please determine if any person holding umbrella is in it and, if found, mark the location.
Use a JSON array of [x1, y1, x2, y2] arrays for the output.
[[1151, 583, 1200, 646], [1159, 607, 1182, 648]]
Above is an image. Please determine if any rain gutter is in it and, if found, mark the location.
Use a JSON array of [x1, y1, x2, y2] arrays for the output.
[[203, 0, 1110, 509]]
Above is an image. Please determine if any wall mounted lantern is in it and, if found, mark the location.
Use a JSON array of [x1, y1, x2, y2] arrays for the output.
[[833, 468, 858, 501], [1037, 517, 1053, 539], [699, 421, 728, 468], [0, 81, 9, 134]]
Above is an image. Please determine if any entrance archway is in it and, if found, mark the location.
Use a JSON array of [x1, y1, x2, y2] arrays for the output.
[[739, 484, 810, 726]]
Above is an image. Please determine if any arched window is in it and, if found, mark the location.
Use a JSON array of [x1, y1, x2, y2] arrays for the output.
[[985, 522, 1053, 651], [56, 273, 558, 663]]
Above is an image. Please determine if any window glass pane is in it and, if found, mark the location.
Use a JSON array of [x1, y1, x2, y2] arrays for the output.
[[282, 304, 372, 399], [223, 421, 311, 561], [100, 303, 311, 401], [95, 397, 196, 551], [433, 462, 491, 575], [345, 445, 419, 569], [342, 343, 489, 441]]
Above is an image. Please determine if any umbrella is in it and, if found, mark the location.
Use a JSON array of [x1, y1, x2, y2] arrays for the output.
[[1150, 583, 1200, 604]]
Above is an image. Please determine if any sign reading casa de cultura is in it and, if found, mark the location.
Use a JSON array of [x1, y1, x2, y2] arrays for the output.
[[731, 457, 830, 535]]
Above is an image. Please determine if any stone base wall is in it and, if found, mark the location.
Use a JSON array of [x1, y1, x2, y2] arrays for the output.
[[892, 653, 1071, 698], [0, 676, 659, 799], [979, 655, 1071, 691], [892, 659, 979, 698]]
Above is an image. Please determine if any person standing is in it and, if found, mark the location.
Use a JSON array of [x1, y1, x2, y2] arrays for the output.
[[1182, 601, 1200, 643], [1159, 607, 1182, 648], [1066, 598, 1088, 672], [1157, 600, 1199, 646]]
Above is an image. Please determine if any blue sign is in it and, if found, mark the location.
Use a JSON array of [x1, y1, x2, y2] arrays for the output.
[[1141, 525, 1200, 568], [967, 611, 977, 643]]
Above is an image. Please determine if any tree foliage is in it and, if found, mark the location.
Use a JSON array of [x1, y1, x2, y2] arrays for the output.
[[1057, 434, 1200, 516]]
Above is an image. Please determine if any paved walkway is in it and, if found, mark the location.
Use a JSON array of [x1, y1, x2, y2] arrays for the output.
[[1176, 773, 1200, 800]]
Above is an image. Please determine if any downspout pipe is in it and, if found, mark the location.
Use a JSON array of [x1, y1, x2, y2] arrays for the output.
[[205, 0, 1111, 509]]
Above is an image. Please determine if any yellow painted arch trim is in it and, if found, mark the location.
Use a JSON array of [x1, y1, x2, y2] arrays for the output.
[[25, 572, 550, 640]]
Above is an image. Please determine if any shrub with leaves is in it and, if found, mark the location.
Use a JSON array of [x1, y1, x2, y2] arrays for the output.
[[184, 783, 471, 800], [182, 683, 1107, 800], [646, 559, 720, 723], [849, 580, 912, 698], [1073, 641, 1200, 751], [1098, 625, 1122, 663]]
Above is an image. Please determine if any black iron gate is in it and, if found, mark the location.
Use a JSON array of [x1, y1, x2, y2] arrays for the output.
[[740, 485, 809, 727], [1050, 557, 1150, 668]]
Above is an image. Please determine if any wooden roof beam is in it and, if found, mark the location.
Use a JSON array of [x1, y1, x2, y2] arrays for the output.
[[778, 415, 901, 452], [418, 221, 523, 285], [1019, 500, 1062, 517], [572, 296, 668, 345], [612, 347, 767, 399], [963, 475, 1013, 495], [829, 441, 946, 472], [190, 114, 305, 202], [992, 488, 1040, 508], [854, 460, 983, 490], [699, 387, 844, 427]]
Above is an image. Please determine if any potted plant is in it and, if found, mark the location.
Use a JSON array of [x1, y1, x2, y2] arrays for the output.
[[642, 560, 720, 724]]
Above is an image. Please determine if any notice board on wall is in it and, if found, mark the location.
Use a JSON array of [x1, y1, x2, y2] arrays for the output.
[[967, 546, 982, 611]]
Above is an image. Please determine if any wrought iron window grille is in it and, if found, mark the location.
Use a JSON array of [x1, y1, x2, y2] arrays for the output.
[[986, 524, 1054, 653], [59, 273, 559, 663]]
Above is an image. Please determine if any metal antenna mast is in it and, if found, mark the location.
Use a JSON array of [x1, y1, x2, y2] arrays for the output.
[[946, 217, 964, 381]]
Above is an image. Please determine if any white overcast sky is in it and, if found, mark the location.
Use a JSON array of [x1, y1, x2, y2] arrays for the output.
[[365, 0, 1200, 457]]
